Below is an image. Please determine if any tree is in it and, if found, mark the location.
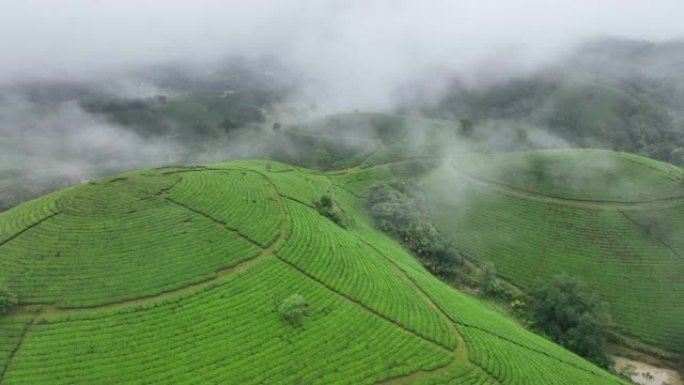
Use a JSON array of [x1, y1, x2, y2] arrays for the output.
[[314, 195, 348, 228], [0, 286, 17, 314], [529, 274, 611, 368], [638, 211, 668, 240], [278, 294, 308, 325], [459, 118, 474, 137], [316, 148, 334, 170], [220, 117, 237, 133], [479, 263, 500, 296]]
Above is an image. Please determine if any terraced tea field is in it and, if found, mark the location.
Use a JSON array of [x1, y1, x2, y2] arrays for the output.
[[453, 149, 684, 202], [421, 150, 684, 353], [0, 160, 627, 384]]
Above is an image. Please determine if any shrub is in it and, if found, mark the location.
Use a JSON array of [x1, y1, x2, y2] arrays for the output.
[[316, 148, 334, 170], [639, 212, 668, 240], [278, 294, 309, 325], [314, 195, 348, 228], [0, 286, 18, 314], [479, 263, 499, 296]]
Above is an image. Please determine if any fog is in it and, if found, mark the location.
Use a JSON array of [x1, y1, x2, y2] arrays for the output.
[[2, 1, 684, 210], [2, 0, 684, 109], [0, 98, 179, 176]]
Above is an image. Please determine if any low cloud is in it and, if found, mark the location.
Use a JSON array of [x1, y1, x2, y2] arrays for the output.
[[1, 1, 683, 109]]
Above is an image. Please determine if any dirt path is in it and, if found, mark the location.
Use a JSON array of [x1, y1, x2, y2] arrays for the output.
[[614, 357, 682, 385], [0, 319, 34, 385], [166, 196, 265, 247]]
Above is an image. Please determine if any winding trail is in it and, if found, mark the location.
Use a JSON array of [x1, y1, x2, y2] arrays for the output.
[[166, 196, 264, 248], [618, 210, 684, 261], [0, 319, 34, 385]]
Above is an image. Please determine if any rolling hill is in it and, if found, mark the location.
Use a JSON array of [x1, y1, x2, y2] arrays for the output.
[[0, 160, 628, 384], [420, 38, 684, 167], [417, 149, 684, 353]]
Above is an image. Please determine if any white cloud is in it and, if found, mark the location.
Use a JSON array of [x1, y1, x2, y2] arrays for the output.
[[1, 0, 682, 108]]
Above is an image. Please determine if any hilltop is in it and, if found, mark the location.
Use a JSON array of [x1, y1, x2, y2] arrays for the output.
[[0, 160, 627, 384]]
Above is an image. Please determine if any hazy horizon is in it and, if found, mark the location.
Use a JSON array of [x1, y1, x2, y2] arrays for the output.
[[2, 1, 684, 109]]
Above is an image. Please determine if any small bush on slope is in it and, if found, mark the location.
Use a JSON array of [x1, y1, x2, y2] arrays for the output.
[[314, 195, 348, 228], [0, 286, 17, 314], [278, 294, 309, 325]]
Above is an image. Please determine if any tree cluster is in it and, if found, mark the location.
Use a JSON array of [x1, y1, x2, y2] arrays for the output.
[[529, 274, 612, 368], [314, 195, 348, 228], [368, 181, 463, 280]]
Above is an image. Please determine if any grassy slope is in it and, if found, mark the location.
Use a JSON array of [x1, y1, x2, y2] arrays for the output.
[[0, 160, 626, 385], [453, 149, 684, 201], [421, 149, 684, 352]]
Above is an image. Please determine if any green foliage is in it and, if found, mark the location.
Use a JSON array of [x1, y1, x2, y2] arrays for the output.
[[406, 266, 624, 385], [421, 62, 684, 166], [314, 195, 348, 228], [423, 152, 684, 352], [368, 181, 464, 281], [277, 294, 309, 324], [1, 259, 451, 384], [529, 274, 611, 368], [279, 199, 456, 348], [0, 286, 17, 314], [0, 159, 630, 384], [82, 89, 272, 140], [316, 148, 334, 170], [478, 263, 499, 296], [0, 169, 269, 307], [169, 169, 281, 247], [453, 149, 684, 202], [636, 211, 669, 240]]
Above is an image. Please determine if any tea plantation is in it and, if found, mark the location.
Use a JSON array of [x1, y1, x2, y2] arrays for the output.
[[420, 149, 684, 353], [0, 160, 628, 384]]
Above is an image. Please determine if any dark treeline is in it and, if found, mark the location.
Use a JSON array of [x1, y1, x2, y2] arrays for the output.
[[415, 38, 684, 166]]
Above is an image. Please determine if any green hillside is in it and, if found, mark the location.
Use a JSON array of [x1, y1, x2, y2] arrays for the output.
[[0, 160, 626, 384], [419, 149, 684, 353], [452, 149, 684, 201]]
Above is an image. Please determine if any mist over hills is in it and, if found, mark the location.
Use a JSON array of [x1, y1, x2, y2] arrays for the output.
[[3, 37, 684, 212], [1, 2, 684, 382]]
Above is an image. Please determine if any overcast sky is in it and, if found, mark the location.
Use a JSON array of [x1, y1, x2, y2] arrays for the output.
[[2, 0, 684, 108]]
